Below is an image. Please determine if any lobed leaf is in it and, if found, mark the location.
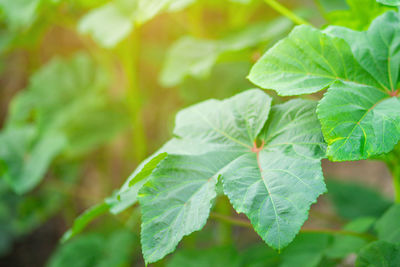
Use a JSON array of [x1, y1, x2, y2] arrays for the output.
[[249, 11, 400, 161], [138, 89, 326, 263]]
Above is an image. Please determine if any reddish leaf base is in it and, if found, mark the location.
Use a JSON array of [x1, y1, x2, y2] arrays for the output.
[[389, 89, 399, 97], [251, 140, 265, 153]]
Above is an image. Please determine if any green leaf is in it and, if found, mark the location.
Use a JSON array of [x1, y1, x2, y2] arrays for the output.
[[326, 0, 393, 31], [61, 202, 110, 243], [318, 82, 400, 161], [356, 241, 400, 267], [326, 12, 400, 91], [0, 127, 66, 194], [325, 217, 375, 259], [78, 0, 195, 48], [1, 53, 125, 194], [135, 0, 195, 23], [167, 246, 241, 267], [249, 11, 400, 161], [0, 0, 41, 30], [375, 204, 400, 244], [160, 37, 220, 87], [248, 24, 379, 96], [327, 179, 392, 220], [377, 0, 400, 6], [128, 153, 168, 186], [160, 17, 293, 87], [280, 233, 332, 267], [78, 2, 134, 48], [138, 89, 326, 263], [48, 230, 137, 267], [8, 53, 125, 158], [239, 243, 280, 267]]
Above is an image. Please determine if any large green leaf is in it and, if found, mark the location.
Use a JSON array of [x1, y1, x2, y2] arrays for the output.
[[356, 241, 400, 267], [138, 89, 326, 263], [249, 11, 400, 161], [375, 204, 400, 244], [377, 0, 400, 6]]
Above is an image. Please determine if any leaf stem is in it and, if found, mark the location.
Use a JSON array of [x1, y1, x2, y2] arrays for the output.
[[119, 29, 148, 163], [215, 196, 233, 245], [210, 212, 376, 241], [385, 148, 400, 203], [264, 0, 310, 25]]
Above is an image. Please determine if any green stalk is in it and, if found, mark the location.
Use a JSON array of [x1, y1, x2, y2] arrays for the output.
[[119, 29, 148, 163], [210, 212, 376, 241], [385, 148, 400, 203], [215, 196, 233, 245], [264, 0, 310, 25]]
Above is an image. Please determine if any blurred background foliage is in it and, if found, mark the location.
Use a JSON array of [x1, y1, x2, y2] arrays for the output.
[[0, 0, 396, 266]]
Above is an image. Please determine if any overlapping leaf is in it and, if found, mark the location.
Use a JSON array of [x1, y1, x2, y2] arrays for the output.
[[160, 17, 293, 87], [249, 11, 400, 161], [356, 241, 400, 267], [321, 0, 393, 31], [375, 204, 400, 244], [137, 89, 326, 263], [0, 53, 126, 194], [377, 0, 400, 6]]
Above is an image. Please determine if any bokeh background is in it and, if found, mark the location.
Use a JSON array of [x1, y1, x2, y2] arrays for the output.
[[0, 0, 395, 266]]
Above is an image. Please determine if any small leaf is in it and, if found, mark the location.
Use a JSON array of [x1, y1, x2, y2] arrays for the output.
[[61, 202, 110, 243], [375, 204, 400, 244], [128, 152, 168, 187], [78, 3, 134, 48], [356, 241, 400, 267]]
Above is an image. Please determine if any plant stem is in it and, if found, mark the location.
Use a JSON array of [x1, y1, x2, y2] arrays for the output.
[[215, 197, 233, 245], [385, 148, 400, 202], [264, 0, 310, 25], [210, 212, 376, 241], [385, 148, 400, 203], [119, 29, 148, 163]]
